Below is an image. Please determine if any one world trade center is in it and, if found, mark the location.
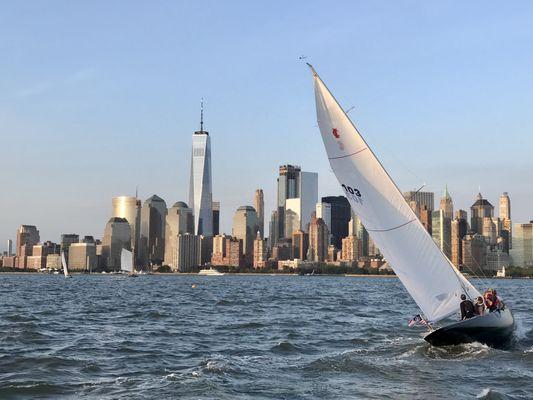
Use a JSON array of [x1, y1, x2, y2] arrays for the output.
[[189, 102, 213, 236]]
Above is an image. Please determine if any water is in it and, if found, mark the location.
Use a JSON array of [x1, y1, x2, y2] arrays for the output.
[[0, 275, 532, 399]]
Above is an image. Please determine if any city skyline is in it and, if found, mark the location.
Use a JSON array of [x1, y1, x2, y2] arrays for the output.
[[2, 2, 533, 250]]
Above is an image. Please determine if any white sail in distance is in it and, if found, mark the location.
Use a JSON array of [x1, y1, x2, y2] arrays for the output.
[[61, 252, 69, 277], [309, 65, 480, 323], [121, 249, 133, 274]]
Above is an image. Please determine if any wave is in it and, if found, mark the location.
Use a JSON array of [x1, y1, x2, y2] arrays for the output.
[[476, 388, 514, 400]]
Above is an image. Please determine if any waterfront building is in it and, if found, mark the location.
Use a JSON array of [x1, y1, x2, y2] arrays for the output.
[[462, 232, 487, 273], [139, 195, 167, 267], [211, 235, 243, 267], [285, 198, 302, 238], [6, 239, 12, 257], [60, 233, 79, 262], [292, 230, 309, 260], [432, 210, 452, 259], [439, 186, 454, 219], [197, 235, 213, 266], [470, 193, 494, 235], [254, 189, 264, 238], [510, 222, 533, 267], [166, 233, 199, 272], [253, 232, 267, 269], [112, 196, 141, 261], [27, 256, 45, 270], [321, 196, 351, 249], [212, 201, 220, 236], [101, 217, 131, 270], [341, 235, 360, 262], [309, 217, 329, 262], [164, 202, 194, 266], [451, 214, 468, 267], [68, 242, 97, 271], [16, 225, 40, 268], [403, 191, 435, 211], [46, 254, 61, 269], [189, 104, 213, 236], [486, 248, 510, 273], [232, 206, 259, 266]]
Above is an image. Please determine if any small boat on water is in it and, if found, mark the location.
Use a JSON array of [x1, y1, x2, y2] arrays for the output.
[[307, 64, 515, 347], [198, 268, 224, 276], [121, 248, 137, 277], [61, 252, 72, 278]]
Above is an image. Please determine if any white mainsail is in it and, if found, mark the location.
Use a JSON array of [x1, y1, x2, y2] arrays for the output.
[[121, 248, 133, 274], [61, 252, 69, 277], [309, 65, 480, 323]]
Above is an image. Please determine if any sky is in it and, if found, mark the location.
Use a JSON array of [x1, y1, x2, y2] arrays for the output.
[[1, 1, 533, 250]]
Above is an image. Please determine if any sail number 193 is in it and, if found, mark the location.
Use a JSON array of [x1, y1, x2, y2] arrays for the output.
[[342, 184, 363, 205]]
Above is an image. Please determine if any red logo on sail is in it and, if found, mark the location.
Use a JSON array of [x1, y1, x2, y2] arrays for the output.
[[332, 128, 340, 139]]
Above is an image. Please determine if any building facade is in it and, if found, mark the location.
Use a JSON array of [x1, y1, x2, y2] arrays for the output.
[[309, 217, 329, 262], [101, 217, 131, 270], [139, 195, 167, 267], [321, 196, 351, 249], [112, 196, 141, 261], [254, 189, 264, 238], [510, 222, 533, 267], [232, 206, 259, 266], [189, 111, 213, 236]]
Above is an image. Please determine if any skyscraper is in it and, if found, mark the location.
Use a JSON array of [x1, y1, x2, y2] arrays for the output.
[[292, 229, 309, 260], [68, 242, 97, 271], [276, 165, 301, 240], [112, 196, 141, 260], [315, 202, 332, 243], [139, 195, 167, 267], [254, 189, 264, 238], [101, 217, 131, 270], [499, 192, 511, 220], [432, 210, 452, 259], [189, 103, 213, 236], [499, 192, 512, 250], [6, 239, 12, 257], [164, 202, 194, 267], [232, 206, 259, 266], [451, 214, 468, 267], [403, 191, 435, 211], [268, 210, 279, 249], [309, 216, 329, 262], [212, 201, 220, 236], [321, 196, 351, 249], [510, 221, 533, 267], [470, 193, 494, 235], [253, 232, 267, 269], [16, 225, 40, 268], [439, 185, 454, 219]]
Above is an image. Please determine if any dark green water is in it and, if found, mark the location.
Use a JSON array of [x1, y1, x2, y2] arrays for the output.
[[0, 275, 531, 399]]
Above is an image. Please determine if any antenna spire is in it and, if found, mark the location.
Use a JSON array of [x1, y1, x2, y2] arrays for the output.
[[200, 98, 204, 132]]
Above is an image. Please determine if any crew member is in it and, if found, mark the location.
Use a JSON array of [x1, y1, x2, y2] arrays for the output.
[[460, 294, 475, 320]]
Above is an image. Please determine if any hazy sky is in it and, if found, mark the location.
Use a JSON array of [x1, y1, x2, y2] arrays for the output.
[[2, 1, 533, 250]]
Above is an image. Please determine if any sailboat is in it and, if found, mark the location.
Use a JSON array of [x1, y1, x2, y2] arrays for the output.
[[121, 248, 137, 277], [61, 252, 72, 278], [307, 64, 514, 347]]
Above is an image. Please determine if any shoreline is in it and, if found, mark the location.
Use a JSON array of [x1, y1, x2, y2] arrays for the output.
[[0, 271, 531, 279]]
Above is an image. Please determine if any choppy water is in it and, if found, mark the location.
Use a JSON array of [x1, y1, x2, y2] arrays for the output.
[[0, 275, 532, 399]]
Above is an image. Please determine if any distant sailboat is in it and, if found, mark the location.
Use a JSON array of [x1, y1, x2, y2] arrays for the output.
[[61, 252, 72, 278], [307, 64, 514, 347], [121, 248, 137, 277]]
